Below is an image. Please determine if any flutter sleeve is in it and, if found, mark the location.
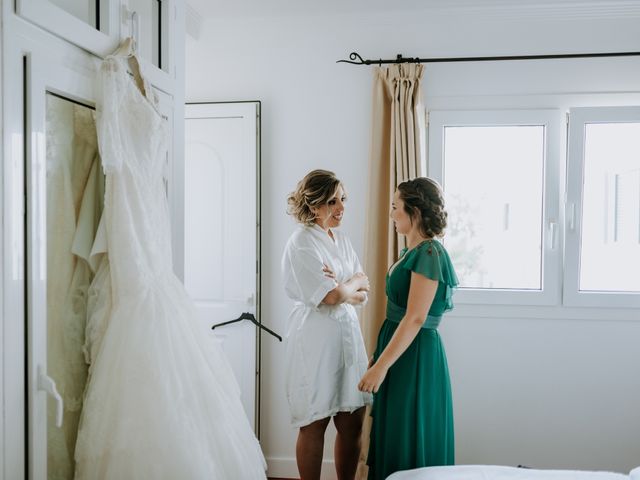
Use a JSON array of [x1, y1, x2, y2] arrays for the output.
[[402, 240, 459, 311]]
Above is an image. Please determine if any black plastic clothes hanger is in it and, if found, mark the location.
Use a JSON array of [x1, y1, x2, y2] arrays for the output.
[[211, 312, 282, 342]]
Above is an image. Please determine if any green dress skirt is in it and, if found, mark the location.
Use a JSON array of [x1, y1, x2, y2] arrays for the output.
[[367, 239, 458, 480]]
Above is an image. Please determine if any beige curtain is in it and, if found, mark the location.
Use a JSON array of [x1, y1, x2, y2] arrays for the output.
[[356, 63, 426, 479]]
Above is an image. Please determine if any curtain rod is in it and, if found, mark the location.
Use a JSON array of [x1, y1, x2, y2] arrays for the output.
[[337, 50, 640, 66]]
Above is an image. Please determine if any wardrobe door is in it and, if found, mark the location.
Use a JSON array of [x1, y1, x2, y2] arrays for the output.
[[25, 49, 98, 480]]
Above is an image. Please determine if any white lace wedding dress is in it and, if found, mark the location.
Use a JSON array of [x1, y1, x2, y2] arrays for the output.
[[74, 53, 266, 479]]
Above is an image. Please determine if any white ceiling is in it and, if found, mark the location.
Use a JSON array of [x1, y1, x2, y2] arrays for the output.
[[186, 0, 640, 19]]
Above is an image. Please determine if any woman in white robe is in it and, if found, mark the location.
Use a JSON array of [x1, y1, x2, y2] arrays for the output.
[[282, 169, 372, 480]]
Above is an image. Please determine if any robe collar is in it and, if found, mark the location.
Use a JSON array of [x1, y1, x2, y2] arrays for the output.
[[308, 223, 338, 249]]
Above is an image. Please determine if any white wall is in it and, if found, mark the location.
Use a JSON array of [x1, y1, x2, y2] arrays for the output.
[[186, 8, 640, 478]]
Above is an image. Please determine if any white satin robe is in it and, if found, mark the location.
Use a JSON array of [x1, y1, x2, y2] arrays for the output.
[[281, 224, 372, 427]]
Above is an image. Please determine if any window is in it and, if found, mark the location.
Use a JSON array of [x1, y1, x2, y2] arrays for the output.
[[430, 107, 640, 308], [129, 0, 169, 70], [565, 107, 640, 307], [429, 110, 562, 305], [48, 0, 98, 27], [443, 125, 544, 289]]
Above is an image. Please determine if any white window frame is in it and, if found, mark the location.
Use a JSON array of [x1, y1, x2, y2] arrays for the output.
[[15, 0, 120, 56], [428, 109, 563, 306], [564, 106, 640, 308]]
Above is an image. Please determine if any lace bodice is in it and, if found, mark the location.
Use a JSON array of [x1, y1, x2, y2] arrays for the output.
[[95, 55, 173, 291]]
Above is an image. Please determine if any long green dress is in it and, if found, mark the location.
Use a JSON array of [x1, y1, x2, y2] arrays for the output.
[[367, 239, 458, 480]]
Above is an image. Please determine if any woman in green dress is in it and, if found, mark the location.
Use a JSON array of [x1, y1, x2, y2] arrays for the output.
[[358, 177, 458, 480]]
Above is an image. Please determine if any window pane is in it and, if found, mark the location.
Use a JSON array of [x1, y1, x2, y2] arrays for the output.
[[49, 0, 97, 28], [443, 126, 545, 289], [129, 0, 163, 69], [580, 123, 640, 293]]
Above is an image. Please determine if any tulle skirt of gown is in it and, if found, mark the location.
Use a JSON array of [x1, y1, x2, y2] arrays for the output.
[[74, 274, 266, 479]]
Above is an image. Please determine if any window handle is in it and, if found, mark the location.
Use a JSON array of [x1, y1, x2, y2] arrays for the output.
[[567, 203, 576, 231], [503, 203, 510, 231], [37, 365, 63, 428], [548, 221, 558, 250]]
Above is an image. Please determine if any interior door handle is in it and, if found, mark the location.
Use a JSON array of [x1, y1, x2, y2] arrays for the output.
[[38, 365, 63, 427]]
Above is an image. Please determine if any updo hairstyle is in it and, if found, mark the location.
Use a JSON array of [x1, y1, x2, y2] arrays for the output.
[[396, 177, 447, 238], [287, 169, 343, 225]]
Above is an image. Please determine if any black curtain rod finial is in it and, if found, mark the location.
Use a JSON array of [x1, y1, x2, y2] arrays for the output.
[[336, 51, 367, 65]]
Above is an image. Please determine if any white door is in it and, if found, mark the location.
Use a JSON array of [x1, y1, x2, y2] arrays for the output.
[[12, 37, 175, 478], [23, 48, 99, 480], [3, 2, 182, 476], [184, 102, 261, 430]]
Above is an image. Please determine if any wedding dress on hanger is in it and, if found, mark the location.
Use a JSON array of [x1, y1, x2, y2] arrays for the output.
[[74, 40, 266, 479]]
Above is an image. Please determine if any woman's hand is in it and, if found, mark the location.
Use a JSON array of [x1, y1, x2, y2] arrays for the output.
[[358, 363, 388, 394], [321, 269, 368, 305], [322, 264, 336, 280], [351, 272, 370, 292]]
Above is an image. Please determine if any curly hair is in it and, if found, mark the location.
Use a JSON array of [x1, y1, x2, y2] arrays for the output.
[[397, 177, 448, 238], [287, 169, 343, 225]]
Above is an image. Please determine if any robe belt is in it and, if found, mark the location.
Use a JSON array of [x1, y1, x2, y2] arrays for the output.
[[386, 299, 442, 329]]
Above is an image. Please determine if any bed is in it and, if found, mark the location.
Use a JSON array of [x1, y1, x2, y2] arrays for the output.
[[387, 465, 640, 480]]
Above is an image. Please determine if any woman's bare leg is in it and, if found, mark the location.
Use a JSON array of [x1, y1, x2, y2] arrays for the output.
[[333, 407, 366, 480], [296, 417, 331, 480]]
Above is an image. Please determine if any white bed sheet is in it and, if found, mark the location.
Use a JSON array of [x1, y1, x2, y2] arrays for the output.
[[387, 465, 640, 480]]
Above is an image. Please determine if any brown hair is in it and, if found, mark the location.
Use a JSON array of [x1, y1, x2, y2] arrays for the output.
[[397, 177, 447, 238], [287, 169, 343, 225]]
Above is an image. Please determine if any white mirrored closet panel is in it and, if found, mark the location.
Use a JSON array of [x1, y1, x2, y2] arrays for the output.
[[1, 1, 183, 478]]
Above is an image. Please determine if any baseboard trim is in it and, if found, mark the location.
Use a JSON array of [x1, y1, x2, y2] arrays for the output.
[[267, 456, 337, 480]]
